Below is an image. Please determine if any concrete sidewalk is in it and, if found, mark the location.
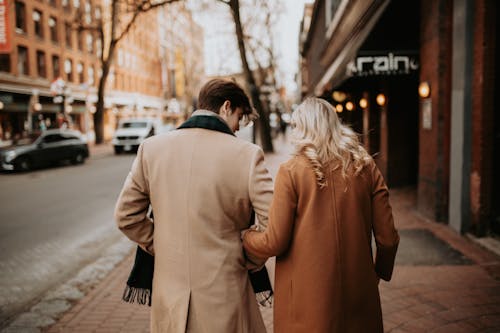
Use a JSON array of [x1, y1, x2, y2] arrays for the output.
[[41, 137, 500, 332]]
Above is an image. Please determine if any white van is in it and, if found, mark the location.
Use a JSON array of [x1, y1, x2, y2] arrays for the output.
[[112, 119, 156, 154]]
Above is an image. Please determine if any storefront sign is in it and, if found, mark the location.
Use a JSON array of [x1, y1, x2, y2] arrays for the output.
[[347, 52, 419, 76], [0, 0, 11, 53]]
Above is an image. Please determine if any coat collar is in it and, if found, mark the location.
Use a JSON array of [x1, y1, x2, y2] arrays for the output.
[[177, 109, 235, 136]]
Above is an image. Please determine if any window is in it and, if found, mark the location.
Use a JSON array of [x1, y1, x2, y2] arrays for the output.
[[86, 33, 93, 53], [48, 0, 57, 7], [64, 59, 73, 82], [77, 30, 84, 51], [36, 50, 46, 78], [17, 46, 29, 75], [62, 0, 70, 11], [48, 17, 57, 42], [72, 0, 79, 9], [33, 10, 43, 39], [0, 54, 10, 72], [87, 66, 94, 85], [65, 23, 72, 48], [52, 55, 60, 78], [96, 37, 102, 58], [15, 1, 26, 33], [77, 62, 84, 83], [84, 2, 92, 24]]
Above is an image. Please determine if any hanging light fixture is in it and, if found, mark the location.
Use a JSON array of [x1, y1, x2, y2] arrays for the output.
[[335, 104, 343, 113]]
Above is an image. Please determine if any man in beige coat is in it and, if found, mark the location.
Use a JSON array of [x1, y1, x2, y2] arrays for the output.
[[115, 79, 273, 333]]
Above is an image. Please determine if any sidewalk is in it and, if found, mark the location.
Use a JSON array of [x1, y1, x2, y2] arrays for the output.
[[44, 137, 500, 333]]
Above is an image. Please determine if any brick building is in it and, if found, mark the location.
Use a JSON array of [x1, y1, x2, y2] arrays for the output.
[[299, 0, 499, 236], [0, 0, 101, 144]]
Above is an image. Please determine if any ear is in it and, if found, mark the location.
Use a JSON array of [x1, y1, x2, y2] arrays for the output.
[[221, 100, 232, 115]]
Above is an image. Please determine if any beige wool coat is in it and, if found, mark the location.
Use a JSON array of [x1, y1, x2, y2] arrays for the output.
[[115, 116, 273, 333], [243, 155, 399, 333]]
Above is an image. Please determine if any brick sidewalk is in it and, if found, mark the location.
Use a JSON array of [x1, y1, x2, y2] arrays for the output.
[[44, 138, 500, 333]]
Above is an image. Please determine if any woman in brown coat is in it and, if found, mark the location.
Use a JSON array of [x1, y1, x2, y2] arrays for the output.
[[243, 97, 399, 333]]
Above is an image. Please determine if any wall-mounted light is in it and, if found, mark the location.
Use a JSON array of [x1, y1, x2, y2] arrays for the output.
[[66, 105, 73, 113], [89, 105, 97, 114], [359, 98, 368, 109], [332, 91, 347, 102], [418, 81, 430, 98], [33, 102, 42, 111], [335, 104, 343, 113], [0, 101, 4, 110], [376, 94, 386, 106], [345, 101, 354, 111]]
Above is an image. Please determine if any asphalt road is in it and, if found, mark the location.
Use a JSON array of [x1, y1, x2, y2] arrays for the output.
[[0, 152, 136, 328]]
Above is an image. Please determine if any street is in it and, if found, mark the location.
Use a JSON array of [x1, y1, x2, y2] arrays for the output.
[[0, 151, 135, 327]]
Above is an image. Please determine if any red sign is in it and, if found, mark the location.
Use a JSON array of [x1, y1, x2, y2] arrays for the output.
[[0, 0, 11, 53]]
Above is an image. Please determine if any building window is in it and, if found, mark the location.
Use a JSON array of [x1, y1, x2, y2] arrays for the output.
[[95, 7, 101, 20], [86, 34, 93, 54], [72, 0, 79, 9], [52, 55, 60, 78], [15, 1, 26, 33], [62, 0, 70, 12], [36, 50, 46, 78], [64, 59, 73, 82], [77, 30, 84, 51], [48, 0, 57, 7], [87, 66, 94, 85], [84, 2, 92, 24], [77, 62, 84, 83], [33, 10, 43, 39], [17, 46, 29, 75], [49, 17, 58, 43], [0, 54, 10, 72], [65, 23, 72, 48], [96, 37, 102, 58]]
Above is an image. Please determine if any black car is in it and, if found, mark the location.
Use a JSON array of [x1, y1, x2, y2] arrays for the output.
[[0, 129, 89, 171]]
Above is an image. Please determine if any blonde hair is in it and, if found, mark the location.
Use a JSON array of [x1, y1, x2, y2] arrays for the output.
[[291, 97, 371, 188]]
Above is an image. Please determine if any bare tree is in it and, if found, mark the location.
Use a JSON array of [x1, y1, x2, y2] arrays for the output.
[[74, 0, 182, 144], [215, 0, 274, 152]]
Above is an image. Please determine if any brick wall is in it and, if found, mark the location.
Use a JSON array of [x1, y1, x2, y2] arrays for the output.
[[469, 0, 496, 235], [417, 0, 453, 221]]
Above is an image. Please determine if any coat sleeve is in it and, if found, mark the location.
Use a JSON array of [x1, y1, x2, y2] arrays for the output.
[[114, 143, 154, 255], [371, 162, 399, 281], [244, 164, 297, 260], [245, 147, 274, 267]]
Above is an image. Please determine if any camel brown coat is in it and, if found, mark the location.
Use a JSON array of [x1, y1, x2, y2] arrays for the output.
[[244, 156, 399, 333], [115, 116, 273, 333]]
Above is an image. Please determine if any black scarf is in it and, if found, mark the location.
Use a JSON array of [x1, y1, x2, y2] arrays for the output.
[[122, 114, 273, 307]]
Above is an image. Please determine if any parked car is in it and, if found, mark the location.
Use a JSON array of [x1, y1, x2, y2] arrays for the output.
[[0, 129, 89, 171], [112, 119, 156, 154]]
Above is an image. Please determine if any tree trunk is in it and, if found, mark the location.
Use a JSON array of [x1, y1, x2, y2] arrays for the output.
[[229, 0, 273, 152], [93, 52, 112, 144]]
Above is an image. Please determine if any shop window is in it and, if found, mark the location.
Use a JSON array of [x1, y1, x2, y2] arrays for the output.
[[15, 1, 26, 34], [36, 50, 46, 78], [49, 17, 58, 43], [65, 22, 72, 48], [0, 54, 10, 72], [17, 46, 29, 75], [64, 58, 73, 82], [52, 55, 60, 79], [77, 62, 84, 83], [33, 10, 44, 39]]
